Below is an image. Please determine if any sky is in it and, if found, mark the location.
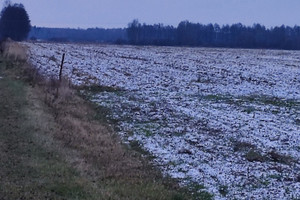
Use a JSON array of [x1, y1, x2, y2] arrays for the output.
[[3, 0, 300, 29]]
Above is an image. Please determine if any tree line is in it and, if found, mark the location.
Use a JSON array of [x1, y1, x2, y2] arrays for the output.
[[29, 27, 127, 43], [29, 21, 300, 50], [127, 20, 300, 50]]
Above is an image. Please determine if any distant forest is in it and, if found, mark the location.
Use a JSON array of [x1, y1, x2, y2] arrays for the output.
[[29, 20, 300, 50], [29, 27, 127, 43]]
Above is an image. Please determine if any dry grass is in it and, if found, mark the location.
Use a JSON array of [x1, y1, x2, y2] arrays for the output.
[[41, 75, 183, 194], [38, 73, 196, 200], [1, 39, 27, 61]]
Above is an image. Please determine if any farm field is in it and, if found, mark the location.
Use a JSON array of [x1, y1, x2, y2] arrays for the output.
[[25, 42, 300, 199]]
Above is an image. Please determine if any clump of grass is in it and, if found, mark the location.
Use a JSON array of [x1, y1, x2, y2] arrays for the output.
[[78, 84, 122, 93], [195, 75, 212, 84], [193, 191, 214, 200], [269, 174, 282, 181], [186, 182, 213, 200], [245, 149, 266, 162], [243, 147, 295, 165], [129, 140, 151, 156], [48, 55, 57, 62], [43, 76, 74, 114], [234, 140, 296, 165], [268, 151, 294, 165], [218, 185, 229, 197], [92, 104, 113, 122], [242, 106, 256, 114], [233, 141, 256, 152], [296, 175, 300, 182], [201, 94, 233, 104], [143, 128, 154, 137]]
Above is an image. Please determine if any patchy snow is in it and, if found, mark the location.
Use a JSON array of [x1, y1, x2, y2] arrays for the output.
[[25, 42, 300, 199]]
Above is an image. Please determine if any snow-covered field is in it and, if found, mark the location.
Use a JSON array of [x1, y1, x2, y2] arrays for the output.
[[25, 42, 300, 199]]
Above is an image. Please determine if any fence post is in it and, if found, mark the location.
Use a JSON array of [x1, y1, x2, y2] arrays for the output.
[[59, 53, 65, 82], [56, 53, 65, 98]]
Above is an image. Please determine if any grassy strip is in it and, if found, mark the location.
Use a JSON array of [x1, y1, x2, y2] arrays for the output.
[[0, 58, 102, 199]]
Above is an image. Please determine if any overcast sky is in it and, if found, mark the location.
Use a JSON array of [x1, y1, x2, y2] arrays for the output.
[[4, 0, 300, 29]]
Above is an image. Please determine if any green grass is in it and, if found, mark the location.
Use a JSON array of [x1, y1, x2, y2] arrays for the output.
[[187, 183, 213, 200], [218, 185, 229, 197], [200, 93, 299, 110], [78, 84, 123, 93], [241, 95, 300, 108], [201, 94, 235, 104]]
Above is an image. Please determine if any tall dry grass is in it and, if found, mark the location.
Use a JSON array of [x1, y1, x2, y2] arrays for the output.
[[43, 76, 151, 180], [1, 38, 27, 62]]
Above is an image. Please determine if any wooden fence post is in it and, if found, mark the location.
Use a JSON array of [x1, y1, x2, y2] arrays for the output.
[[56, 53, 65, 98], [59, 53, 65, 82]]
